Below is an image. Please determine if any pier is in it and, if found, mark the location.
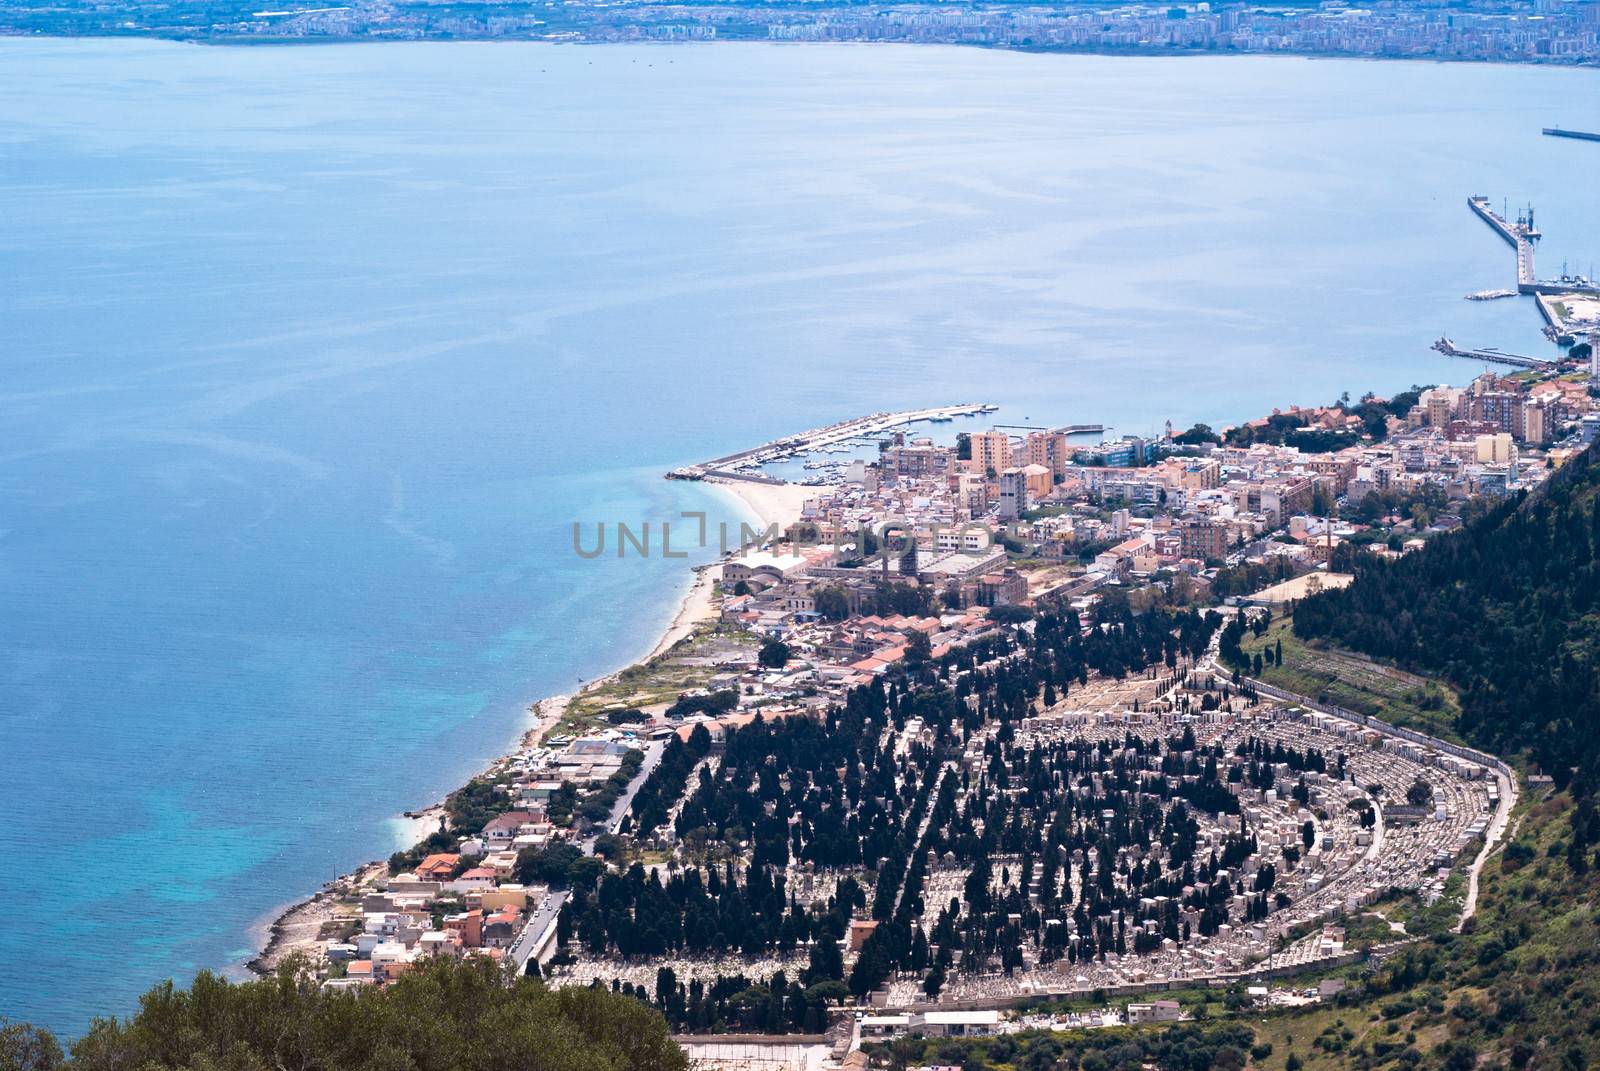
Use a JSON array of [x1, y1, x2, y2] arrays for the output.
[[1431, 337, 1555, 371], [668, 403, 996, 483], [1543, 127, 1600, 143], [1468, 195, 1538, 289], [1467, 196, 1600, 298]]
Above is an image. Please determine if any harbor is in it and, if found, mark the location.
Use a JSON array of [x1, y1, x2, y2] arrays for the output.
[[1459, 195, 1600, 352], [667, 404, 996, 484], [1468, 195, 1600, 298]]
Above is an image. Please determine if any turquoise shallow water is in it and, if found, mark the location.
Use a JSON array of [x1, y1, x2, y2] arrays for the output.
[[0, 39, 1592, 1035]]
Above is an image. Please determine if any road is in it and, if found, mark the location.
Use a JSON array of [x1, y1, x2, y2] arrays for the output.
[[508, 888, 571, 975], [1456, 771, 1517, 932], [590, 738, 667, 847], [508, 739, 666, 975]]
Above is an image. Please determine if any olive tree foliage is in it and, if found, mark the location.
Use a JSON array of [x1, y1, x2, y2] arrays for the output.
[[0, 1019, 63, 1071], [23, 956, 685, 1071]]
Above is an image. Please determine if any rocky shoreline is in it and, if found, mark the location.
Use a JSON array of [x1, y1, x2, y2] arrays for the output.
[[248, 861, 388, 975]]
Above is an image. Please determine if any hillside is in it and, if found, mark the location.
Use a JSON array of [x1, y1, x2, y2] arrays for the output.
[[1293, 444, 1600, 787], [1240, 615, 1463, 744]]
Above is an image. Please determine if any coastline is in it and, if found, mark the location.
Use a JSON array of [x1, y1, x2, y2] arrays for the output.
[[708, 478, 814, 541], [643, 479, 811, 663], [246, 477, 810, 976]]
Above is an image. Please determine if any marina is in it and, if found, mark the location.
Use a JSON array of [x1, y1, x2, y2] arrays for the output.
[[667, 404, 994, 484]]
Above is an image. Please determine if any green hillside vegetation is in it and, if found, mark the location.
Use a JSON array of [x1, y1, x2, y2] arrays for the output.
[[0, 957, 687, 1071], [1293, 443, 1600, 785], [1239, 616, 1462, 742], [870, 1022, 1259, 1071]]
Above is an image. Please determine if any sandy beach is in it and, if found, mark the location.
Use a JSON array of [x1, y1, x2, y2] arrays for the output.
[[646, 563, 721, 661], [644, 480, 811, 661], [708, 478, 812, 536], [246, 476, 814, 976]]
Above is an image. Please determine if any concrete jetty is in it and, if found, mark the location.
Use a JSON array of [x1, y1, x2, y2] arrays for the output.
[[668, 403, 996, 483], [1431, 337, 1555, 371], [1468, 195, 1537, 289], [993, 422, 1106, 435]]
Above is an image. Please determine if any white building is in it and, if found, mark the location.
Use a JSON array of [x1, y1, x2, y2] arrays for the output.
[[911, 1010, 1002, 1037]]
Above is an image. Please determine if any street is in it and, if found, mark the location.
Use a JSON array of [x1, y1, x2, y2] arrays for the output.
[[508, 738, 666, 974]]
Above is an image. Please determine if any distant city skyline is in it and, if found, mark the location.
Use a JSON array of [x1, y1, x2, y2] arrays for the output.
[[3, 0, 1598, 66]]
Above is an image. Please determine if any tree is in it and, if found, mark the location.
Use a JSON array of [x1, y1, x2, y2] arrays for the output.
[[988, 604, 1033, 625], [923, 960, 947, 998], [1406, 778, 1433, 807], [605, 707, 647, 725], [59, 957, 686, 1071], [567, 856, 606, 891], [804, 979, 849, 1007], [1173, 423, 1222, 445], [0, 1020, 62, 1071], [876, 1038, 922, 1071], [516, 842, 585, 886], [806, 931, 844, 984], [849, 939, 891, 999], [814, 586, 851, 622], [758, 639, 792, 669]]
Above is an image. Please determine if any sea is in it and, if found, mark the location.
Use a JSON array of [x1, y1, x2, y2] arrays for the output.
[[0, 38, 1593, 1036]]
